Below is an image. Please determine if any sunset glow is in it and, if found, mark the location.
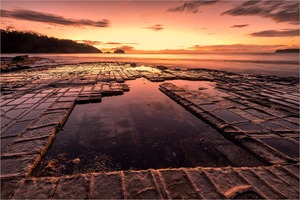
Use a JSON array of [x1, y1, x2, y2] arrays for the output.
[[1, 0, 299, 53]]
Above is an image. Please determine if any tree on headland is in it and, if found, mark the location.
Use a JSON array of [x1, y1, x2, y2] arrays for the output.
[[1, 29, 102, 53], [275, 49, 299, 53], [114, 49, 125, 53]]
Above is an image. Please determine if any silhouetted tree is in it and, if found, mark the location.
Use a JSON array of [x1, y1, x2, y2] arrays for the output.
[[1, 29, 102, 53], [114, 49, 125, 53]]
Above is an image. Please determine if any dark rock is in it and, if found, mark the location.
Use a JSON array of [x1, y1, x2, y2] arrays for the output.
[[1, 64, 9, 70], [90, 173, 123, 199], [10, 65, 19, 71], [53, 175, 89, 199], [114, 49, 125, 53], [275, 49, 299, 53], [12, 55, 29, 62], [130, 63, 137, 67], [22, 66, 31, 69], [1, 178, 23, 199], [157, 65, 168, 70], [12, 177, 59, 199]]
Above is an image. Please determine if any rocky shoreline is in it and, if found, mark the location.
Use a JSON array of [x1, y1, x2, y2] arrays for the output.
[[1, 55, 56, 73], [1, 61, 299, 199]]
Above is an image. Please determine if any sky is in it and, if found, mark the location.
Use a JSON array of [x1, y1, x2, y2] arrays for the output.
[[1, 0, 299, 53]]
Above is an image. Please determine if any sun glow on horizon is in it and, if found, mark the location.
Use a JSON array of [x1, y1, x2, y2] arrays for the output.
[[1, 0, 299, 53]]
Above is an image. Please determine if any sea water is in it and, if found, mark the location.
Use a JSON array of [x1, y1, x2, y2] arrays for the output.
[[2, 52, 299, 77]]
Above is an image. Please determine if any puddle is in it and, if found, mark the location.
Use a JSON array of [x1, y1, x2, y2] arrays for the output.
[[7, 98, 28, 105], [260, 138, 299, 158], [200, 104, 221, 111], [168, 80, 202, 91], [33, 78, 264, 176], [2, 121, 32, 137], [1, 106, 14, 112], [236, 123, 264, 132], [23, 98, 42, 104], [1, 137, 16, 151], [169, 80, 228, 97], [1, 116, 11, 128], [260, 121, 285, 130], [273, 120, 299, 130], [213, 109, 247, 123], [21, 109, 45, 121], [5, 108, 27, 119], [131, 65, 161, 73], [34, 102, 53, 110], [246, 109, 273, 118]]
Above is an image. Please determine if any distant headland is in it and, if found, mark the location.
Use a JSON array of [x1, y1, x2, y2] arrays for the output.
[[275, 49, 300, 53], [114, 49, 125, 53], [1, 29, 102, 53]]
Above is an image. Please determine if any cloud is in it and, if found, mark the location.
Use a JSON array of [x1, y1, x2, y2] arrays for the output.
[[189, 44, 286, 52], [77, 40, 139, 47], [106, 42, 124, 45], [76, 40, 103, 45], [106, 42, 139, 45], [250, 29, 299, 37], [1, 9, 110, 27], [144, 24, 164, 31], [4, 25, 16, 30], [222, 0, 299, 25], [168, 0, 220, 13], [230, 24, 249, 28]]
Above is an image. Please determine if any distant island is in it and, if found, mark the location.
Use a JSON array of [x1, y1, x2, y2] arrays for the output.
[[275, 49, 300, 53], [114, 49, 125, 53], [1, 29, 102, 53]]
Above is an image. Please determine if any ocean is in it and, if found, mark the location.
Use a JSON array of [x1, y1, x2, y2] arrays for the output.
[[2, 53, 299, 77]]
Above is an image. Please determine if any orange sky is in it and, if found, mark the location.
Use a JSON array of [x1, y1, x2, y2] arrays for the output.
[[1, 0, 299, 53]]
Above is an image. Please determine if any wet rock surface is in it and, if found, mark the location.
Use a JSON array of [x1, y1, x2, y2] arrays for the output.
[[5, 165, 300, 199], [159, 82, 299, 164], [0, 62, 299, 199], [1, 55, 56, 73]]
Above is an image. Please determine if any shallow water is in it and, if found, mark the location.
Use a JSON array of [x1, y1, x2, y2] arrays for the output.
[[260, 138, 299, 159], [34, 78, 264, 176]]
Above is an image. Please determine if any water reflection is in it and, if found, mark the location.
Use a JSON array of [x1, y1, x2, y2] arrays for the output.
[[34, 78, 264, 176]]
